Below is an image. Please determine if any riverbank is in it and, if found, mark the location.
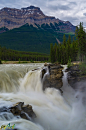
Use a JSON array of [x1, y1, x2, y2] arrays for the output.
[[1, 61, 45, 64]]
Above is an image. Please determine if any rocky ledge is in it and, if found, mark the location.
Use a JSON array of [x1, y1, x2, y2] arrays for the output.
[[67, 65, 86, 89], [42, 63, 63, 93], [0, 102, 36, 121]]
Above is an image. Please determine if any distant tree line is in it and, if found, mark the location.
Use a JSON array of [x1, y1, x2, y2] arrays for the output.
[[0, 47, 49, 62], [50, 22, 86, 64]]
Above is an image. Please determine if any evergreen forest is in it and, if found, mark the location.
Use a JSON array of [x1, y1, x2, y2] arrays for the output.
[[50, 22, 86, 64], [0, 24, 74, 54], [0, 47, 49, 62]]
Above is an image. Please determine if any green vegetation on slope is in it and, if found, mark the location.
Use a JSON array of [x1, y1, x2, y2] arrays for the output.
[[0, 23, 75, 54], [0, 24, 57, 54], [0, 46, 49, 62]]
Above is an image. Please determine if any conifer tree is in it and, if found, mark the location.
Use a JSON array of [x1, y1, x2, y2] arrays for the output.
[[50, 43, 54, 63], [53, 43, 57, 61], [63, 34, 66, 46]]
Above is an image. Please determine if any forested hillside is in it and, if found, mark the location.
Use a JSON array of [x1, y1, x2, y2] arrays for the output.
[[0, 24, 75, 54], [0, 46, 49, 62]]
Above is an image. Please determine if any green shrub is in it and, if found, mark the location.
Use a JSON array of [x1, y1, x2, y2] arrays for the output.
[[67, 57, 72, 68], [79, 62, 86, 75], [30, 59, 34, 63], [18, 58, 20, 63]]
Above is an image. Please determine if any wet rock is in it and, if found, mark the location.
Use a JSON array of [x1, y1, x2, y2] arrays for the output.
[[42, 68, 46, 79], [22, 104, 36, 118], [10, 102, 24, 115], [32, 68, 39, 71], [43, 63, 63, 93], [20, 112, 31, 120], [44, 62, 48, 66], [67, 65, 86, 89], [9, 102, 36, 120], [0, 106, 8, 112]]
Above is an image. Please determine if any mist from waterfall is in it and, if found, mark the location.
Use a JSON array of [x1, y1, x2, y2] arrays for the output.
[[0, 64, 86, 130]]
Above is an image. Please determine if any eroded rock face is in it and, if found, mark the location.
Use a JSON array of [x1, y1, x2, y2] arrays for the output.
[[0, 102, 36, 121], [9, 102, 36, 120], [43, 63, 63, 93], [67, 65, 86, 89]]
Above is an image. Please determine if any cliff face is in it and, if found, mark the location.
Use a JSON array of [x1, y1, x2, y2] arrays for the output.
[[42, 63, 63, 94], [0, 6, 75, 32], [67, 65, 86, 90]]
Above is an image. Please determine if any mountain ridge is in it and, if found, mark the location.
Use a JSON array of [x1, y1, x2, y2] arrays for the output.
[[0, 5, 76, 33]]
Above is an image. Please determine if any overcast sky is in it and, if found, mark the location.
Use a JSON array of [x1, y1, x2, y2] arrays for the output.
[[0, 0, 86, 27]]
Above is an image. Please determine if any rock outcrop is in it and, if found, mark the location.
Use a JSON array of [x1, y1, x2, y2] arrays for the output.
[[0, 6, 75, 33], [42, 63, 63, 93], [0, 102, 36, 121], [67, 65, 86, 89], [9, 102, 36, 120]]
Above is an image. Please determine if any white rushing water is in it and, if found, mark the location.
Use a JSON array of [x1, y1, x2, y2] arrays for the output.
[[0, 64, 86, 130]]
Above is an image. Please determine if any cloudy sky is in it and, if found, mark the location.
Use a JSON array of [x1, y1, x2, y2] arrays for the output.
[[0, 0, 86, 27]]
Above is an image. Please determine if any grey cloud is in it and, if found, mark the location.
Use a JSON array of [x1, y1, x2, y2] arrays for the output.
[[0, 0, 21, 9], [62, 16, 78, 21], [83, 13, 86, 16], [48, 5, 71, 11], [58, 5, 71, 10], [69, 2, 77, 5], [60, 16, 79, 26]]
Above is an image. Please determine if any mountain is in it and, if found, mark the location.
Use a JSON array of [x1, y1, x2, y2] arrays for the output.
[[0, 6, 76, 54], [0, 6, 75, 33]]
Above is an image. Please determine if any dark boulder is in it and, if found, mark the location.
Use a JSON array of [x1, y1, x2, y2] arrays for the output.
[[0, 106, 8, 112], [10, 102, 24, 116], [9, 102, 36, 120], [22, 104, 36, 118], [0, 102, 36, 121]]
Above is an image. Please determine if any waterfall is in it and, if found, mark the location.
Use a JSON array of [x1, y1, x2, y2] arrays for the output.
[[0, 64, 86, 130]]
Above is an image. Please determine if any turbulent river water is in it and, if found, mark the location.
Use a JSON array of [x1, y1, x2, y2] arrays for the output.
[[0, 63, 86, 130]]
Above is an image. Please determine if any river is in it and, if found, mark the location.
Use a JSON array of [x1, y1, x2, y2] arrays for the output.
[[0, 63, 86, 130]]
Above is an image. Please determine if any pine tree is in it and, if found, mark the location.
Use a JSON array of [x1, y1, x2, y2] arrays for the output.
[[50, 43, 54, 63], [63, 34, 66, 46], [53, 43, 57, 61]]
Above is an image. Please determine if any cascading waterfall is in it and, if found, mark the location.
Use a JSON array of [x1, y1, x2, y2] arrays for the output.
[[0, 64, 86, 130]]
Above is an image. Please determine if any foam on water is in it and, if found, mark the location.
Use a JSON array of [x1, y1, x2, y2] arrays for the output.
[[0, 64, 86, 130]]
